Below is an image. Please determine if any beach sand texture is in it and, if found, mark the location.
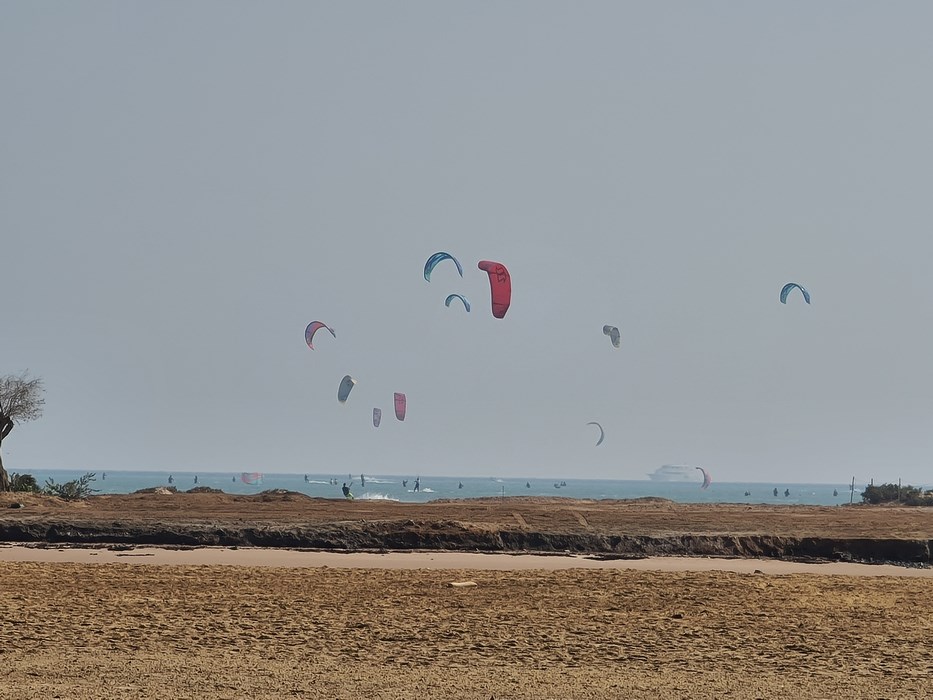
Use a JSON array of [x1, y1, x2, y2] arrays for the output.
[[2, 562, 932, 699]]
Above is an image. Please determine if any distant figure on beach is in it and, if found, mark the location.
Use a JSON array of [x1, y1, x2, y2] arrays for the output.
[[342, 482, 353, 500], [194, 475, 198, 484], [168, 474, 174, 484], [773, 487, 779, 497], [458, 482, 463, 489], [413, 478, 420, 493], [361, 474, 366, 487], [784, 489, 790, 497]]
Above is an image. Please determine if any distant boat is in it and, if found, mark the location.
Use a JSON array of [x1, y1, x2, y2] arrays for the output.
[[648, 465, 701, 482]]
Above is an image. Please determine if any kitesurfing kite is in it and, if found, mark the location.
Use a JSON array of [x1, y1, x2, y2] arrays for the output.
[[696, 467, 712, 490], [394, 392, 407, 421], [445, 293, 471, 312], [587, 421, 605, 446], [240, 472, 262, 485], [305, 321, 336, 350], [478, 260, 511, 318], [337, 375, 357, 403], [603, 325, 620, 348], [780, 283, 811, 305], [423, 252, 464, 282], [373, 408, 382, 428]]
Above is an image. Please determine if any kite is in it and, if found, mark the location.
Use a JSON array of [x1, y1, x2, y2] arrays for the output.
[[337, 375, 357, 403], [424, 252, 464, 282], [305, 321, 336, 350], [478, 260, 511, 318], [586, 421, 605, 446], [373, 408, 382, 428], [445, 293, 471, 312], [394, 392, 407, 421], [603, 325, 620, 348], [696, 467, 712, 490], [780, 283, 811, 305]]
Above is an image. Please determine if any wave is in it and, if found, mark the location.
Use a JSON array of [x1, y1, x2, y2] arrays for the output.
[[357, 493, 400, 501]]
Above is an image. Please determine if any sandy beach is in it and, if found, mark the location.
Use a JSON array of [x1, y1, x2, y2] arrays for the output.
[[1, 493, 932, 698]]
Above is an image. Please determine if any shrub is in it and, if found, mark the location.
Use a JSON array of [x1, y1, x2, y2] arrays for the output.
[[9, 473, 39, 493], [43, 472, 99, 500], [861, 483, 933, 506]]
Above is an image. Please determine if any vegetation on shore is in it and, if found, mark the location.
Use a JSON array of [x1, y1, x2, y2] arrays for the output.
[[861, 483, 933, 506]]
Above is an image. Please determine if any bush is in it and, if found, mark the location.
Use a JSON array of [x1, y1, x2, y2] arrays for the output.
[[861, 483, 933, 506], [9, 473, 39, 493], [43, 472, 99, 500]]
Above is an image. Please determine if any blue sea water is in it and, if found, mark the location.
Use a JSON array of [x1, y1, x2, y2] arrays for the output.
[[25, 469, 863, 506]]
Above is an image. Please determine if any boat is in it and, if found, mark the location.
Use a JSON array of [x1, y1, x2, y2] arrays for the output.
[[648, 464, 700, 482]]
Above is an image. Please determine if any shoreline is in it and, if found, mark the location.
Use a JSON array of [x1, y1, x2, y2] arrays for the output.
[[2, 543, 931, 576]]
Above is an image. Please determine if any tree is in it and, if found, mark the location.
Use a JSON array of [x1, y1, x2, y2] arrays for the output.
[[0, 372, 45, 492]]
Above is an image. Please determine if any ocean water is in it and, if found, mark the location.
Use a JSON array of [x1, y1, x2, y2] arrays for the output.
[[23, 469, 863, 506]]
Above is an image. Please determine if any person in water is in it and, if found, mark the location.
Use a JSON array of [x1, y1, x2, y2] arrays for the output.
[[341, 482, 353, 500], [413, 477, 420, 493], [168, 474, 174, 484], [784, 488, 790, 497], [458, 482, 463, 489], [402, 480, 408, 488], [360, 474, 366, 488], [773, 487, 779, 497]]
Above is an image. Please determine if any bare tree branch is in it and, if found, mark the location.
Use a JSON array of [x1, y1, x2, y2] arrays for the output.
[[0, 371, 45, 426]]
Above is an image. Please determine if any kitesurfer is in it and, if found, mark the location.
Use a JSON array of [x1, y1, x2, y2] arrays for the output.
[[413, 477, 420, 493], [784, 488, 790, 497], [773, 488, 779, 497], [361, 474, 366, 488], [342, 483, 354, 500], [168, 474, 174, 484]]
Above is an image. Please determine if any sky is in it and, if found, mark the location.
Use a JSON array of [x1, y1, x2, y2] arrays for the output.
[[3, 2, 933, 484]]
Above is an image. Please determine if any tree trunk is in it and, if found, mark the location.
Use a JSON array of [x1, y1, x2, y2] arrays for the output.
[[0, 418, 12, 491], [0, 445, 9, 492]]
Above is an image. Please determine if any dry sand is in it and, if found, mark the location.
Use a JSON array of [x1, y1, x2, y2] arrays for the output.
[[2, 560, 932, 699], [2, 495, 932, 698]]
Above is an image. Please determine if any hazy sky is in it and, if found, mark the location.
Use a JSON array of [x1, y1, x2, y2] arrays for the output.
[[4, 3, 933, 484]]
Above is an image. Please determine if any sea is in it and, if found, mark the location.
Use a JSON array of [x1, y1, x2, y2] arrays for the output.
[[24, 469, 866, 506]]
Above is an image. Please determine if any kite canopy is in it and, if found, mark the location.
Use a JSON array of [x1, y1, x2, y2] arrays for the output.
[[373, 408, 382, 428], [445, 293, 471, 312], [394, 392, 407, 421], [603, 325, 620, 348], [780, 283, 811, 305], [337, 375, 357, 403], [477, 260, 511, 318], [424, 252, 464, 281], [305, 321, 336, 350], [696, 467, 712, 489], [586, 421, 605, 446], [240, 472, 262, 485]]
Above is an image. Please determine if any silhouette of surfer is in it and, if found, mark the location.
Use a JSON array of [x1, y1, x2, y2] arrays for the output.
[[342, 482, 353, 500], [413, 477, 420, 493]]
